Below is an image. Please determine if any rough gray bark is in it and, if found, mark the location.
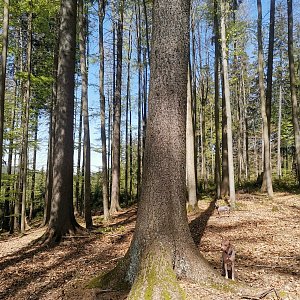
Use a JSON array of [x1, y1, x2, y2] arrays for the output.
[[257, 0, 273, 197], [110, 0, 124, 213], [79, 0, 92, 229], [41, 0, 85, 244], [220, 0, 235, 205], [98, 0, 109, 220], [287, 0, 300, 184]]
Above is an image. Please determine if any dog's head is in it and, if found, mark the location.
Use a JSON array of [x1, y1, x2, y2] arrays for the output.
[[221, 239, 231, 252]]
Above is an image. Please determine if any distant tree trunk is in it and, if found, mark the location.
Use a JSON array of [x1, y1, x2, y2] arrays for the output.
[[257, 0, 273, 197], [79, 0, 92, 229], [29, 113, 38, 221], [41, 0, 85, 244], [43, 43, 58, 226], [110, 0, 124, 214], [214, 0, 221, 199], [136, 1, 142, 201], [221, 76, 229, 196], [186, 64, 197, 209], [0, 0, 10, 231], [98, 0, 109, 220], [277, 84, 283, 178], [125, 26, 132, 206], [266, 0, 275, 137], [21, 9, 33, 233], [220, 0, 235, 205], [287, 0, 300, 184], [75, 99, 83, 215], [2, 74, 17, 232], [0, 0, 9, 189], [142, 0, 150, 61]]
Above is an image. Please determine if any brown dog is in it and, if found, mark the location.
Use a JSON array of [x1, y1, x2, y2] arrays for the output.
[[221, 239, 235, 280]]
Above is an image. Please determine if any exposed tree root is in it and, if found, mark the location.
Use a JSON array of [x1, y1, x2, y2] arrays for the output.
[[34, 222, 88, 247]]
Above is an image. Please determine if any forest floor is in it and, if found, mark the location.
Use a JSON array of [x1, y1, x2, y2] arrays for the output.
[[0, 190, 300, 300]]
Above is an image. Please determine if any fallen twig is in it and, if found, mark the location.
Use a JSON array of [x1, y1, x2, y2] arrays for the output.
[[241, 288, 281, 300]]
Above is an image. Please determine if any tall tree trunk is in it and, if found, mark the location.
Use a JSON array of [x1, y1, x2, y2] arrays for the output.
[[93, 2, 227, 297], [41, 0, 85, 244], [21, 9, 33, 233], [75, 101, 83, 215], [257, 0, 273, 197], [186, 64, 197, 209], [98, 0, 109, 220], [287, 0, 300, 184], [221, 74, 229, 196], [79, 0, 92, 229], [136, 1, 142, 201], [277, 84, 283, 179], [220, 0, 235, 205], [125, 26, 132, 206], [110, 0, 124, 213], [214, 0, 221, 199], [0, 0, 9, 189], [0, 0, 10, 231]]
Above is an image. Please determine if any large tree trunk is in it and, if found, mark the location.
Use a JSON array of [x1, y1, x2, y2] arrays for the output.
[[110, 0, 124, 214], [287, 0, 300, 184], [98, 0, 109, 220], [257, 0, 273, 197], [41, 0, 85, 244], [79, 0, 92, 229], [90, 1, 222, 297], [220, 0, 235, 206]]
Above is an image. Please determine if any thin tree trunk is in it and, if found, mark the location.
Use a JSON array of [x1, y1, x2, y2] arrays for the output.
[[277, 84, 282, 178], [98, 0, 109, 220], [257, 0, 273, 197], [75, 99, 83, 215], [136, 1, 142, 201], [110, 0, 124, 213], [214, 0, 221, 199], [220, 0, 235, 205], [21, 9, 33, 233], [125, 26, 132, 206], [287, 0, 300, 184], [186, 64, 197, 209], [29, 112, 38, 221], [0, 0, 9, 189], [79, 0, 92, 229]]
